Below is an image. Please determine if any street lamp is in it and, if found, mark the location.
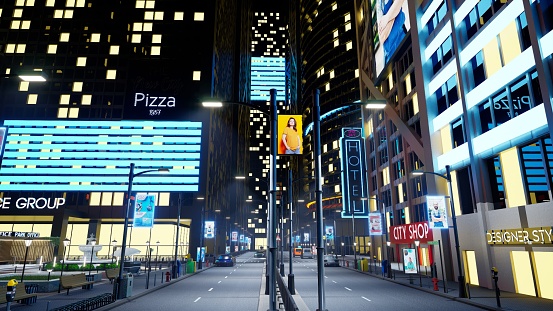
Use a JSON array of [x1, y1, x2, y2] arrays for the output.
[[20, 239, 33, 282], [312, 90, 386, 311], [111, 240, 117, 264], [415, 240, 422, 287], [115, 163, 169, 300], [145, 241, 151, 289], [156, 241, 160, 268], [203, 90, 278, 311], [58, 238, 70, 293], [412, 165, 467, 298]]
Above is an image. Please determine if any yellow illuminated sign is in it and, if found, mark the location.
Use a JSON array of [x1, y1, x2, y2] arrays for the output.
[[486, 227, 553, 245]]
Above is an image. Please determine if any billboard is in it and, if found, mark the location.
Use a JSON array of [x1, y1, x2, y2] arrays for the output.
[[278, 115, 303, 155], [231, 231, 238, 242], [340, 128, 369, 218], [325, 226, 334, 240], [402, 248, 418, 274], [0, 120, 201, 192], [369, 213, 383, 235], [427, 196, 448, 229], [371, 0, 410, 77], [204, 221, 215, 239], [240, 234, 244, 242], [133, 193, 156, 228], [303, 232, 310, 242]]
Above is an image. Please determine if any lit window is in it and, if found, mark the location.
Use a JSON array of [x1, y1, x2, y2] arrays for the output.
[[346, 41, 352, 50], [131, 34, 141, 43], [332, 3, 337, 10], [333, 29, 339, 38], [329, 70, 334, 79], [57, 107, 68, 118], [145, 0, 154, 9], [355, 69, 359, 77], [10, 21, 21, 29], [72, 82, 83, 92], [344, 13, 350, 22], [325, 83, 330, 91], [194, 12, 204, 21], [193, 71, 201, 80], [47, 45, 57, 54], [143, 23, 153, 31], [19, 81, 29, 91], [60, 33, 70, 42], [334, 184, 340, 193], [66, 0, 76, 6], [5, 44, 15, 53], [101, 192, 113, 206], [69, 108, 79, 118], [106, 70, 117, 79], [53, 9, 63, 18], [16, 44, 25, 53], [136, 0, 145, 8], [60, 94, 70, 105], [89, 192, 101, 206], [76, 57, 87, 67], [345, 22, 351, 32], [151, 46, 161, 55], [154, 11, 163, 20], [174, 12, 184, 20], [46, 0, 55, 6], [81, 94, 92, 105], [152, 34, 162, 43], [76, 0, 85, 7], [329, 163, 334, 172], [20, 20, 30, 29], [334, 39, 339, 47], [133, 23, 143, 31], [64, 10, 73, 18], [144, 11, 154, 20], [109, 45, 119, 55], [91, 33, 100, 42], [15, 0, 25, 5], [13, 9, 23, 17], [27, 94, 38, 105]]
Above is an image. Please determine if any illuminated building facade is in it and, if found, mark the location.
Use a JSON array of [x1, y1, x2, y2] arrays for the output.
[[356, 0, 553, 299]]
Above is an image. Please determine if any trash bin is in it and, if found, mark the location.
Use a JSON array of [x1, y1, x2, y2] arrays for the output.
[[186, 260, 196, 273], [176, 260, 182, 277], [382, 260, 388, 275], [361, 258, 368, 272], [118, 273, 133, 299]]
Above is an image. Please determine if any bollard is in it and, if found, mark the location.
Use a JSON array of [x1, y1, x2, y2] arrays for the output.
[[432, 278, 439, 291], [491, 267, 501, 308], [346, 261, 349, 268], [165, 271, 171, 282]]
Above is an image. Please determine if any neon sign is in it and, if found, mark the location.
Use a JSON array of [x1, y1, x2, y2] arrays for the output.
[[340, 128, 368, 218]]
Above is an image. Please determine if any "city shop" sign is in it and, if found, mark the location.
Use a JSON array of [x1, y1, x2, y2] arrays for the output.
[[0, 197, 66, 210], [390, 222, 434, 244]]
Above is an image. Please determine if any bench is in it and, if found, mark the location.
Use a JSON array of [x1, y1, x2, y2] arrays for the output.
[[105, 268, 119, 283], [0, 283, 38, 305], [60, 273, 95, 295]]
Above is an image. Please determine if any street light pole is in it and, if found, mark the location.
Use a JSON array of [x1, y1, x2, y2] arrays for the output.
[[115, 163, 169, 300], [58, 238, 70, 293], [313, 89, 327, 311], [288, 168, 295, 294], [412, 165, 466, 298], [173, 193, 182, 278], [268, 88, 278, 311], [20, 239, 32, 282]]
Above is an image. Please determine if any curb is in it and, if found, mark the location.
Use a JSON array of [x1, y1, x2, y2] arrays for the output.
[[95, 266, 213, 311]]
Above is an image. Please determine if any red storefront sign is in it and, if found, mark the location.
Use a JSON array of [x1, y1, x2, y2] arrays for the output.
[[390, 221, 434, 244]]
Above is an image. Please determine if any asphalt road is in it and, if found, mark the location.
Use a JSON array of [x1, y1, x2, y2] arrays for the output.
[[112, 254, 264, 311], [292, 257, 485, 311]]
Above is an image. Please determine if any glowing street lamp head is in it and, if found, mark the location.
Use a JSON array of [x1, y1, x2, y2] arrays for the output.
[[411, 170, 425, 176], [202, 101, 223, 107]]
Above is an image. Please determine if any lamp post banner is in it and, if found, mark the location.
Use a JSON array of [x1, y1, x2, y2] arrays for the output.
[[369, 213, 383, 235], [427, 196, 448, 229], [204, 221, 215, 239], [340, 127, 369, 218], [133, 193, 156, 228], [403, 248, 418, 274], [325, 226, 334, 240], [231, 231, 238, 242]]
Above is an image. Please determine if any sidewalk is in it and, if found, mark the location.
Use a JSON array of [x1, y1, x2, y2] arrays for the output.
[[341, 256, 553, 311], [0, 265, 207, 311]]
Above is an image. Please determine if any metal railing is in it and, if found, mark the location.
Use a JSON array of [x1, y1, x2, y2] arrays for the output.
[[49, 293, 114, 311], [276, 272, 299, 311]]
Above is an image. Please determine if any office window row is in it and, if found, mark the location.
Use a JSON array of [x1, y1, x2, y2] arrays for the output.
[[425, 1, 447, 35], [462, 0, 507, 43], [430, 36, 453, 76], [435, 74, 459, 114]]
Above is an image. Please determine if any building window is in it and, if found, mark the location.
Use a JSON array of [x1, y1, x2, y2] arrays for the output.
[[435, 74, 458, 114], [430, 36, 453, 75], [194, 12, 204, 21], [193, 71, 201, 80], [487, 156, 506, 209], [425, 1, 447, 35], [463, 0, 507, 42], [451, 118, 465, 148], [520, 139, 551, 204]]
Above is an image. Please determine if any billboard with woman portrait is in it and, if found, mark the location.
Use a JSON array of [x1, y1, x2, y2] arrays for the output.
[[278, 115, 303, 155]]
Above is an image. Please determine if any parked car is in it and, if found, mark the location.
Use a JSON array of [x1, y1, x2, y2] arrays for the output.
[[323, 254, 340, 267], [215, 254, 235, 267], [254, 251, 266, 258], [293, 248, 302, 257], [301, 248, 313, 259]]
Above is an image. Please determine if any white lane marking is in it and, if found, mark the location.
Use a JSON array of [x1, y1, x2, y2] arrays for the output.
[[324, 276, 328, 278], [225, 276, 228, 278], [332, 280, 337, 283], [218, 281, 222, 284], [208, 288, 213, 292], [344, 287, 352, 291], [234, 269, 237, 271], [194, 297, 201, 303], [362, 296, 371, 302], [311, 269, 315, 271]]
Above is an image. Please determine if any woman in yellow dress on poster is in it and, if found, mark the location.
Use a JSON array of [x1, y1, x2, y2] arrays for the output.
[[282, 117, 301, 154]]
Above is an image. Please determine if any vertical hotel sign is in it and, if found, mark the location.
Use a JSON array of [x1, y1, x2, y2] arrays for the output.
[[340, 128, 368, 218], [133, 193, 156, 228]]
